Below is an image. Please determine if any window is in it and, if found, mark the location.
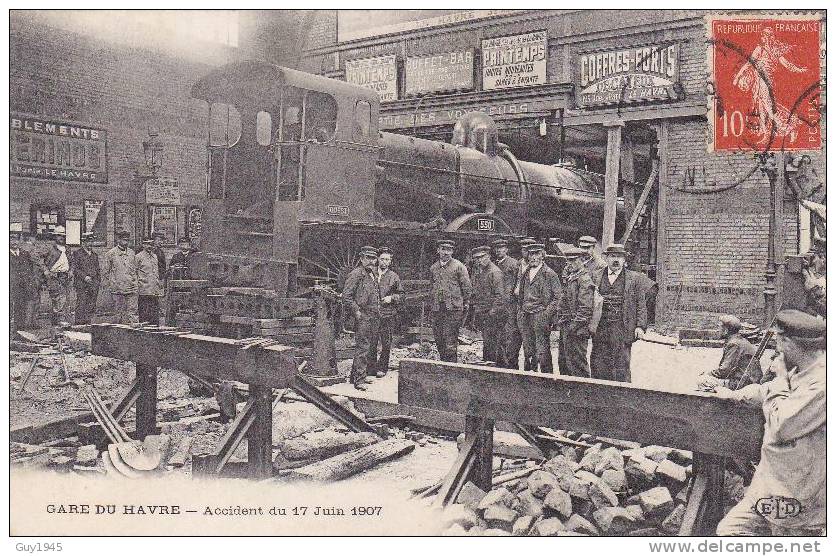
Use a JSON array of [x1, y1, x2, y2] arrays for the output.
[[303, 91, 337, 142], [256, 111, 273, 146], [355, 100, 372, 138], [209, 102, 242, 147]]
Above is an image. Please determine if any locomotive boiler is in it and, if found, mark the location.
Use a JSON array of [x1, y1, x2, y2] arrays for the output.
[[189, 60, 625, 296]]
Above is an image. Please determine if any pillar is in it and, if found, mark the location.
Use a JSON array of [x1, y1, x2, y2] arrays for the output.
[[602, 119, 624, 247]]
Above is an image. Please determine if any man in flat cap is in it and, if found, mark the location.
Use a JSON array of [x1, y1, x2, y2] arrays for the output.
[[136, 239, 164, 325], [429, 239, 472, 362], [509, 237, 537, 369], [801, 237, 826, 318], [517, 243, 561, 373], [556, 246, 595, 377], [492, 239, 520, 368], [471, 245, 507, 366], [10, 226, 39, 333], [715, 309, 825, 536], [342, 246, 381, 390], [370, 246, 404, 378], [697, 314, 762, 391], [70, 232, 101, 325], [102, 230, 139, 324], [42, 225, 71, 325], [590, 244, 648, 382], [578, 235, 607, 284]]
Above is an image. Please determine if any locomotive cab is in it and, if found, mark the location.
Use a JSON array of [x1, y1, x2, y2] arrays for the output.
[[191, 61, 381, 291]]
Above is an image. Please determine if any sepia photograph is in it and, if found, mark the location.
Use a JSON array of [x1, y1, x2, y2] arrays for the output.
[[5, 4, 828, 547]]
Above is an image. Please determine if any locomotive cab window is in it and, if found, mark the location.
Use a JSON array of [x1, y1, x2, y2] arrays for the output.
[[303, 91, 337, 143], [209, 103, 241, 147], [256, 111, 272, 146]]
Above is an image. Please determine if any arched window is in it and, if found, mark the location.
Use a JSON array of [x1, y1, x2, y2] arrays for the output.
[[208, 102, 241, 147], [303, 91, 337, 142]]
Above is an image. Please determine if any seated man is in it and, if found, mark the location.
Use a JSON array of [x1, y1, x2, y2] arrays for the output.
[[714, 310, 825, 536], [697, 315, 762, 391]]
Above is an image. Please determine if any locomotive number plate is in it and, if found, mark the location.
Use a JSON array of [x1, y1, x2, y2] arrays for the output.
[[327, 205, 350, 217], [477, 218, 494, 231]]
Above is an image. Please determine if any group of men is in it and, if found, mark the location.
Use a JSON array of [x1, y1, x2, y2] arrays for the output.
[[341, 234, 652, 388], [10, 225, 196, 330]]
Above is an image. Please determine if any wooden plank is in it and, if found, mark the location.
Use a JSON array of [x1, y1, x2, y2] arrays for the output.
[[247, 385, 273, 479], [620, 159, 659, 244], [466, 415, 494, 493], [287, 439, 415, 482], [680, 453, 726, 535], [398, 358, 763, 459], [90, 325, 298, 389], [135, 363, 158, 439], [435, 434, 478, 507]]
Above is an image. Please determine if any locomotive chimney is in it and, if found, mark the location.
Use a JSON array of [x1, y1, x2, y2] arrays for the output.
[[451, 112, 499, 157]]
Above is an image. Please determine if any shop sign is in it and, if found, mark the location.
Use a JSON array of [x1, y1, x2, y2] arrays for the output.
[[482, 31, 547, 90], [345, 55, 398, 102], [380, 101, 532, 129], [404, 50, 474, 96], [9, 115, 108, 183], [145, 177, 180, 204], [576, 43, 680, 107]]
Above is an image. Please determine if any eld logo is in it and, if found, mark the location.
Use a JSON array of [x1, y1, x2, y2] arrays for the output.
[[477, 218, 494, 231], [754, 497, 802, 519]]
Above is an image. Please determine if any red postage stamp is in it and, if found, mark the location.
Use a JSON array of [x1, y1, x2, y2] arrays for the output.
[[707, 14, 822, 152]]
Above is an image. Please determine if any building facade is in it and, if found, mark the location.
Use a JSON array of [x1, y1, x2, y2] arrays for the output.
[[301, 9, 825, 328]]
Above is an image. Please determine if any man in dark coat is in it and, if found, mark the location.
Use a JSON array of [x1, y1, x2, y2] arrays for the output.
[[471, 245, 507, 366], [70, 232, 101, 325], [43, 226, 71, 325], [168, 238, 192, 280], [590, 244, 648, 383], [556, 246, 595, 377], [342, 246, 381, 391], [492, 239, 520, 368], [517, 243, 561, 373], [578, 235, 607, 284], [509, 237, 537, 369], [10, 228, 39, 333], [152, 232, 167, 280], [370, 246, 404, 378], [429, 239, 472, 363]]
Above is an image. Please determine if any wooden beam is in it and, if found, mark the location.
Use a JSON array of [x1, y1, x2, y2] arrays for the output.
[[398, 359, 763, 459], [90, 325, 298, 388], [620, 159, 660, 245], [680, 453, 726, 535], [466, 415, 494, 493], [602, 119, 624, 247]]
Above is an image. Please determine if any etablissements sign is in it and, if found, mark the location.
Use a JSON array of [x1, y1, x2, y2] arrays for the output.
[[482, 31, 547, 90], [345, 55, 398, 102], [577, 43, 680, 107], [10, 115, 108, 183]]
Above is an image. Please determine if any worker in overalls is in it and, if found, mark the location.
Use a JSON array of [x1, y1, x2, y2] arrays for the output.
[[556, 246, 595, 377], [429, 239, 471, 363], [342, 245, 381, 391], [589, 244, 648, 383]]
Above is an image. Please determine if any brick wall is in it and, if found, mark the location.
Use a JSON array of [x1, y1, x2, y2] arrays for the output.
[[9, 12, 241, 244]]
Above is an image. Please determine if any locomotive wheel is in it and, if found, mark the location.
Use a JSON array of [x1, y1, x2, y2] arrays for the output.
[[298, 228, 380, 290]]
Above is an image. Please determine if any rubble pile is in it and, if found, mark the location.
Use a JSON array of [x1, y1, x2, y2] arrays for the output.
[[439, 433, 744, 536]]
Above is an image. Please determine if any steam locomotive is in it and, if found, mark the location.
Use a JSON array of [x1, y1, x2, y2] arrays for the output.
[[189, 61, 625, 297]]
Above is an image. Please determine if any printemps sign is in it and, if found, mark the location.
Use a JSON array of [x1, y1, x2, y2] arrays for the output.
[[577, 43, 681, 107], [482, 31, 547, 90], [345, 55, 398, 102]]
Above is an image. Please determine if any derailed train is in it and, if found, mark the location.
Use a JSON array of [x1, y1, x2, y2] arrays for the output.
[[189, 61, 625, 296]]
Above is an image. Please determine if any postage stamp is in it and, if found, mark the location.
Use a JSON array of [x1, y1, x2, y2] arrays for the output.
[[707, 13, 823, 152]]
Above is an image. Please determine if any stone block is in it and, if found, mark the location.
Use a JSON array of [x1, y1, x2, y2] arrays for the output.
[[594, 446, 625, 474], [656, 459, 688, 485], [512, 515, 536, 536], [456, 481, 487, 510], [440, 504, 480, 530], [589, 479, 620, 509], [514, 489, 545, 518], [565, 513, 599, 535], [533, 517, 566, 536], [601, 468, 628, 492], [527, 470, 560, 499], [643, 445, 673, 463], [578, 445, 603, 473], [483, 504, 518, 530], [638, 486, 674, 518], [544, 454, 578, 487], [544, 487, 573, 519], [477, 486, 512, 511], [592, 506, 641, 535], [625, 455, 658, 485]]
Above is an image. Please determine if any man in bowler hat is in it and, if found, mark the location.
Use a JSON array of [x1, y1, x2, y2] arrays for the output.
[[589, 244, 648, 382]]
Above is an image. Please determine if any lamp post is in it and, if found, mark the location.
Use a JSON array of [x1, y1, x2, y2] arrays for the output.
[[755, 151, 781, 326], [134, 128, 164, 244]]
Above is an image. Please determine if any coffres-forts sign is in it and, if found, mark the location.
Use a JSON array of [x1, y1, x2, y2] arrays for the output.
[[709, 15, 822, 152], [10, 115, 108, 183]]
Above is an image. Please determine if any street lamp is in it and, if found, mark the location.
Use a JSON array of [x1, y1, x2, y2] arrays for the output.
[[142, 128, 164, 177], [755, 151, 781, 326]]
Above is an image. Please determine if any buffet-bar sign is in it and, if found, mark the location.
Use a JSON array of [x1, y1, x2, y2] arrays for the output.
[[345, 55, 398, 102], [577, 42, 680, 107], [482, 31, 547, 90], [404, 50, 474, 96], [10, 115, 108, 183]]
